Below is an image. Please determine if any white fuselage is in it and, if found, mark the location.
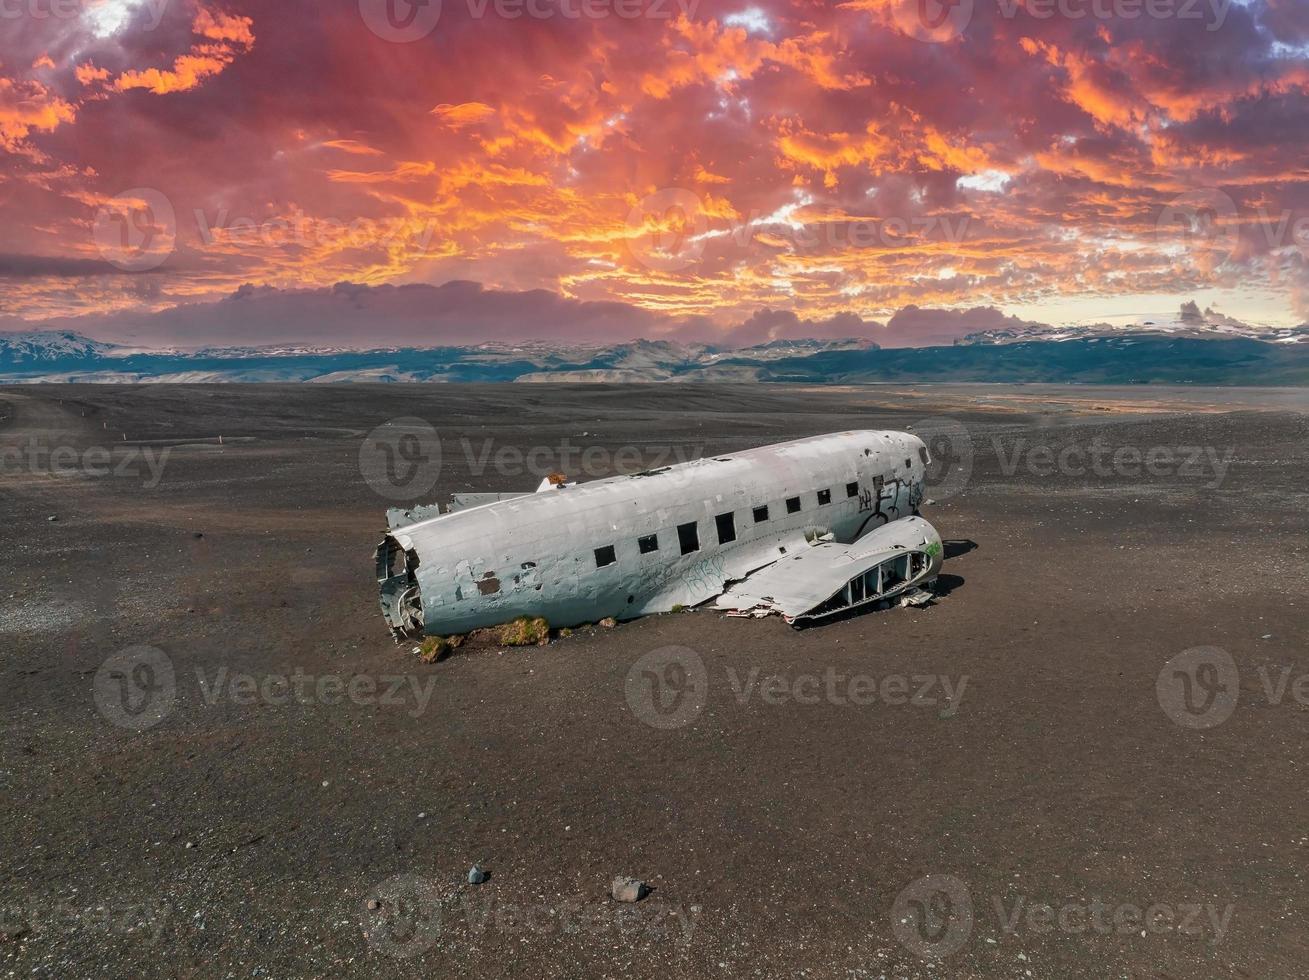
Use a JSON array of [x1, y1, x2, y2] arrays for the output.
[[376, 430, 929, 638]]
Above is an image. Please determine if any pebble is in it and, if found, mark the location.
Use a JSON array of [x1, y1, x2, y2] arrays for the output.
[[468, 864, 488, 885], [611, 876, 648, 903]]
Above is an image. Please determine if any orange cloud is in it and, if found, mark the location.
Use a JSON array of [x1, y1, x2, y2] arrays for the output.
[[776, 122, 892, 187], [114, 7, 254, 94], [320, 139, 384, 156], [432, 102, 497, 127], [0, 77, 76, 150], [326, 161, 439, 183], [196, 7, 255, 44], [75, 63, 112, 86], [772, 32, 871, 90]]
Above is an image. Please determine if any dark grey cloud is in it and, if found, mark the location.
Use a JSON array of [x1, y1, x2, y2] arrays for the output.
[[5, 279, 1049, 350], [0, 253, 129, 278]]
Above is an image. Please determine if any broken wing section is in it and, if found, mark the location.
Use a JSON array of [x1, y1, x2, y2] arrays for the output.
[[715, 516, 943, 625]]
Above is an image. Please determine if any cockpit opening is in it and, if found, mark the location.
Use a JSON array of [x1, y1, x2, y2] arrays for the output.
[[376, 535, 425, 641]]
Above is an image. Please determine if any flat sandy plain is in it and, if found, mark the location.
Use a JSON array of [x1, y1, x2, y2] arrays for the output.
[[1, 383, 1307, 978]]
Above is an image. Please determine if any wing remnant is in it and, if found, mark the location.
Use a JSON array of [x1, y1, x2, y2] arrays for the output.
[[715, 516, 943, 625]]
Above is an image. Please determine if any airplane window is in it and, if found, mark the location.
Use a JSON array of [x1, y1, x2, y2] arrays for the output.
[[846, 481, 859, 497], [638, 533, 659, 554], [594, 545, 616, 567], [817, 489, 831, 505], [786, 496, 801, 514], [677, 521, 700, 554], [716, 512, 737, 544], [753, 505, 769, 523]]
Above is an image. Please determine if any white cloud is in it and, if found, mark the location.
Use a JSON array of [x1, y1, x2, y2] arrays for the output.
[[723, 7, 772, 35], [956, 170, 1011, 193]]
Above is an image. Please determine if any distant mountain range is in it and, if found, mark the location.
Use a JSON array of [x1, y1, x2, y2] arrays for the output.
[[1, 327, 1307, 385], [957, 322, 1309, 346]]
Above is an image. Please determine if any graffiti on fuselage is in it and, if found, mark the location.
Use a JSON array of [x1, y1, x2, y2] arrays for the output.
[[857, 474, 922, 531], [682, 553, 727, 596], [639, 551, 728, 605], [872, 476, 899, 526]]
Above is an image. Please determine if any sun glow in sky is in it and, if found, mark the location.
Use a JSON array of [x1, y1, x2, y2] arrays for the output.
[[1, 0, 1307, 345]]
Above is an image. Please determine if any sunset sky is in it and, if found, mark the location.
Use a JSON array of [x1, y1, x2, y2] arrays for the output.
[[1, 0, 1307, 347]]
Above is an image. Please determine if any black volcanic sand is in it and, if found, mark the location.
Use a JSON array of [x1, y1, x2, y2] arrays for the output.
[[1, 383, 1307, 978]]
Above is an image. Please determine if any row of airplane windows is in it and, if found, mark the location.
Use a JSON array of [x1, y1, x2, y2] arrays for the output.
[[593, 481, 862, 568]]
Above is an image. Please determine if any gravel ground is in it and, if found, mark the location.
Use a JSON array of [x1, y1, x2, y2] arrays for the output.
[[1, 383, 1307, 978]]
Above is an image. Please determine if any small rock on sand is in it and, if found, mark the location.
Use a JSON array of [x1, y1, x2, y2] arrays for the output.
[[611, 876, 647, 903]]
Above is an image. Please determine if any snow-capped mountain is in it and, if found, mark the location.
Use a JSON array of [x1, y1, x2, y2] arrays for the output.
[[959, 304, 1309, 346], [960, 323, 1309, 346], [0, 330, 122, 363]]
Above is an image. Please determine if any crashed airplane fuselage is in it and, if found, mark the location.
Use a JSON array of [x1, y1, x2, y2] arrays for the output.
[[376, 430, 943, 639]]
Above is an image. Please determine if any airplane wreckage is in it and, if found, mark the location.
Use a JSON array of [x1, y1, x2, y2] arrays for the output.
[[376, 430, 945, 641]]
